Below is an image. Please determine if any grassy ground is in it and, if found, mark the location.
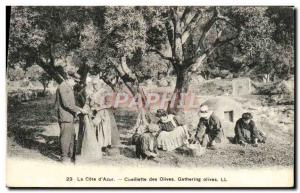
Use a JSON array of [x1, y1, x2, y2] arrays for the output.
[[7, 95, 294, 168]]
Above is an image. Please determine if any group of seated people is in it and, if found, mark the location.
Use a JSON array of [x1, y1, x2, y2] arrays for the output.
[[132, 105, 267, 160]]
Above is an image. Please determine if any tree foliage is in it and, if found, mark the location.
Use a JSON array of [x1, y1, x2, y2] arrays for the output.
[[7, 6, 294, 96], [8, 6, 89, 83]]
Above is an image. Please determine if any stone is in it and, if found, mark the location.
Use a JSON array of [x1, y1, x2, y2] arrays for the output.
[[232, 77, 252, 96]]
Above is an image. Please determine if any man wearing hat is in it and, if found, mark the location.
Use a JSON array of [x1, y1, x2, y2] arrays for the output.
[[233, 112, 266, 147], [194, 105, 223, 150], [56, 70, 87, 163], [135, 123, 159, 160]]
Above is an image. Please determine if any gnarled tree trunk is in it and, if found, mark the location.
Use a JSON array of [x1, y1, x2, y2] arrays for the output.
[[168, 65, 190, 113], [109, 57, 157, 132]]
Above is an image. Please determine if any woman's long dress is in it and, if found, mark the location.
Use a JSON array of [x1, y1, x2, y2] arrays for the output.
[[108, 109, 120, 146], [91, 89, 120, 148], [75, 86, 103, 163], [94, 109, 112, 147], [76, 115, 102, 163], [156, 115, 189, 151]]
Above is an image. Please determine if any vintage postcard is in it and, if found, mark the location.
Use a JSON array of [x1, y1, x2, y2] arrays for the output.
[[6, 6, 295, 188]]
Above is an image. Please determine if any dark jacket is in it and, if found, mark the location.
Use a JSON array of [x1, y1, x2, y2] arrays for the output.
[[56, 81, 81, 123], [234, 118, 260, 143], [195, 112, 223, 142], [196, 113, 222, 135], [73, 83, 87, 108]]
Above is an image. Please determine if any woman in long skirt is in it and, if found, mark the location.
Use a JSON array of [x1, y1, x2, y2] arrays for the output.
[[75, 80, 102, 163], [90, 81, 120, 154], [155, 109, 190, 151]]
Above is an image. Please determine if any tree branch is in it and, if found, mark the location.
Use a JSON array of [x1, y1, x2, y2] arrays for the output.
[[215, 7, 235, 27], [181, 12, 202, 44], [195, 7, 235, 53], [36, 57, 64, 83], [195, 7, 218, 52], [182, 11, 201, 35], [108, 57, 137, 83], [147, 48, 173, 62], [98, 25, 121, 46], [170, 7, 179, 55], [180, 7, 192, 24], [189, 31, 239, 72], [164, 20, 175, 55], [209, 33, 238, 54]]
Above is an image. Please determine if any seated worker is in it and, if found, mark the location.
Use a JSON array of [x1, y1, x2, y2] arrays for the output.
[[233, 112, 266, 147], [135, 124, 159, 160], [194, 105, 224, 150], [156, 109, 180, 131], [155, 109, 190, 151]]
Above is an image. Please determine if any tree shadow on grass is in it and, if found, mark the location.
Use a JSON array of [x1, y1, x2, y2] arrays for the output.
[[7, 96, 63, 161], [9, 125, 61, 162]]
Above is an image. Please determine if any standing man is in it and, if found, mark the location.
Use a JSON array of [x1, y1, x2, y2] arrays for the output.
[[56, 71, 87, 163], [194, 105, 224, 150]]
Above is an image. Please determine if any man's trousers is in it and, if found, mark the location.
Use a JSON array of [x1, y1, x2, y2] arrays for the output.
[[59, 122, 75, 162]]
